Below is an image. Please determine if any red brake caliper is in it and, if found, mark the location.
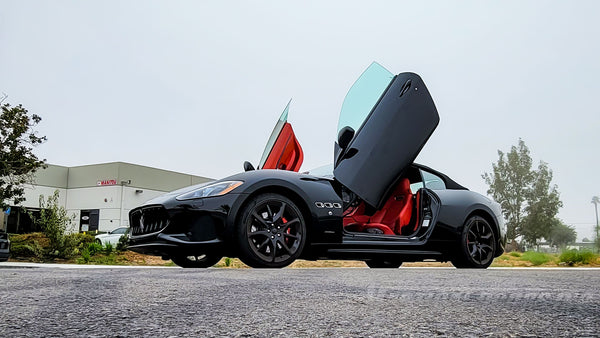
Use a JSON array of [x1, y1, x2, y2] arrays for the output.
[[282, 217, 290, 244]]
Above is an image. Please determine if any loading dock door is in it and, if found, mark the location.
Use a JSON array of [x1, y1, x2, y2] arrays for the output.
[[80, 209, 99, 232]]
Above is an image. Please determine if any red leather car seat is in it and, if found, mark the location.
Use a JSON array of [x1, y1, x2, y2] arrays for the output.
[[343, 178, 413, 235], [369, 178, 413, 234]]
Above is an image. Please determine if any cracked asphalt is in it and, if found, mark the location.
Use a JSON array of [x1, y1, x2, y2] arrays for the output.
[[0, 266, 598, 337]]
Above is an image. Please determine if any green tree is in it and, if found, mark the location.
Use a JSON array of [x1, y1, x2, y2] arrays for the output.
[[0, 102, 47, 210], [482, 139, 533, 241], [520, 162, 563, 245], [548, 222, 577, 249], [483, 139, 563, 244]]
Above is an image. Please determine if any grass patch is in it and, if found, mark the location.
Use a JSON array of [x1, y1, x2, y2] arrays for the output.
[[519, 251, 554, 266], [509, 251, 522, 257], [77, 252, 121, 265], [497, 254, 511, 261], [559, 250, 599, 266]]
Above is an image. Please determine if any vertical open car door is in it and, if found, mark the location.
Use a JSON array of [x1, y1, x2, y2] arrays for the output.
[[334, 64, 440, 209], [258, 101, 304, 172]]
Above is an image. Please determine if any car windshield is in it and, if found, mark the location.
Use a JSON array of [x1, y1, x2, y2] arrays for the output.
[[111, 228, 127, 235], [337, 62, 394, 133], [305, 163, 334, 178], [258, 100, 290, 169]]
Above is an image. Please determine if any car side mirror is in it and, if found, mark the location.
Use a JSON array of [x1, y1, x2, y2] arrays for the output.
[[243, 161, 255, 172], [337, 126, 355, 150]]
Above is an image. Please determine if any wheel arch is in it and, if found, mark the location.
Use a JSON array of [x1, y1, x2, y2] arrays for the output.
[[463, 209, 501, 257], [233, 184, 316, 245]]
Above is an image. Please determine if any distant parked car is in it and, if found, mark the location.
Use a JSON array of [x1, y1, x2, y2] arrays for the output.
[[95, 227, 129, 246], [0, 232, 9, 262]]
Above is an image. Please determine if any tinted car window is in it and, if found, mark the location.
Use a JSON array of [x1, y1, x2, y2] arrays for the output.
[[258, 102, 290, 169], [410, 181, 424, 192], [337, 62, 394, 133], [112, 228, 127, 235], [421, 170, 446, 190]]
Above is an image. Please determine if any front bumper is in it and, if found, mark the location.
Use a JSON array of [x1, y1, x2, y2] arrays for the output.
[[128, 194, 240, 257], [128, 233, 223, 256]]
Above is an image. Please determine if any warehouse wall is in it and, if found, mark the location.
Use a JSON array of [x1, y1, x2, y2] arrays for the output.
[[7, 162, 212, 234]]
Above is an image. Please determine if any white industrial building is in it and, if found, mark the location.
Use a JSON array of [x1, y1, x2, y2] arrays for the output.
[[1, 162, 211, 234]]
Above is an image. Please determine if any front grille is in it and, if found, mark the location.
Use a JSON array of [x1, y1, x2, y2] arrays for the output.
[[129, 206, 170, 236]]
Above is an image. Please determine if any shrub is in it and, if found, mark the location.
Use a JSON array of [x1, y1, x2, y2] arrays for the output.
[[224, 257, 232, 267], [28, 190, 75, 258], [104, 242, 114, 254], [78, 248, 91, 264], [116, 235, 128, 252], [560, 250, 579, 265], [559, 250, 599, 266], [520, 251, 553, 266], [87, 242, 103, 256], [9, 232, 49, 247], [509, 251, 522, 257], [63, 233, 95, 258], [10, 240, 44, 259], [580, 251, 598, 264], [9, 233, 48, 259]]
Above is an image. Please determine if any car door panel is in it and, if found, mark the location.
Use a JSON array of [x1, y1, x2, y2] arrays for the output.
[[258, 101, 304, 172], [334, 72, 439, 209]]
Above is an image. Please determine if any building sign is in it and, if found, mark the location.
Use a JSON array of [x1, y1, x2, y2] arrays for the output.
[[97, 179, 117, 186]]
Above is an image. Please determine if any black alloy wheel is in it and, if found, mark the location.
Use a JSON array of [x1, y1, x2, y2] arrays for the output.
[[170, 254, 223, 268], [238, 193, 306, 268], [452, 216, 496, 268], [365, 259, 403, 269]]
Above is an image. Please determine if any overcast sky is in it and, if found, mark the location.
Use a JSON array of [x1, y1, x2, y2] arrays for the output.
[[2, 1, 599, 240]]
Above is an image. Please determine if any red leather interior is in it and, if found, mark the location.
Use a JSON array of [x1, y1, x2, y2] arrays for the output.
[[345, 222, 396, 235], [343, 178, 414, 235]]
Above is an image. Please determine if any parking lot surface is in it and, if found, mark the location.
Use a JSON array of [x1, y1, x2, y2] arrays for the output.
[[0, 266, 598, 337]]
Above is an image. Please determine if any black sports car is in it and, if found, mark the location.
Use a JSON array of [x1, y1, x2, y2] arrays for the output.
[[128, 62, 506, 269]]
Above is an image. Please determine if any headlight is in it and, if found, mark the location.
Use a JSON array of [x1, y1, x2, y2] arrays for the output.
[[176, 181, 243, 200]]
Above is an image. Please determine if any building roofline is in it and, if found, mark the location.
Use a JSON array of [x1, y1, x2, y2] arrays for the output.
[[47, 161, 212, 180]]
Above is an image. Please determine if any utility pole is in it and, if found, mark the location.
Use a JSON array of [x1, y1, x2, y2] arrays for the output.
[[592, 196, 599, 253]]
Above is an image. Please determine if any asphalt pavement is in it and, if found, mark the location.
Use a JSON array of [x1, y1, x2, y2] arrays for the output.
[[0, 265, 598, 337]]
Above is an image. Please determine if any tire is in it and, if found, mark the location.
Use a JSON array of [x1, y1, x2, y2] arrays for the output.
[[237, 193, 307, 268], [95, 239, 102, 245], [170, 254, 222, 268], [365, 259, 403, 268], [452, 216, 496, 269]]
